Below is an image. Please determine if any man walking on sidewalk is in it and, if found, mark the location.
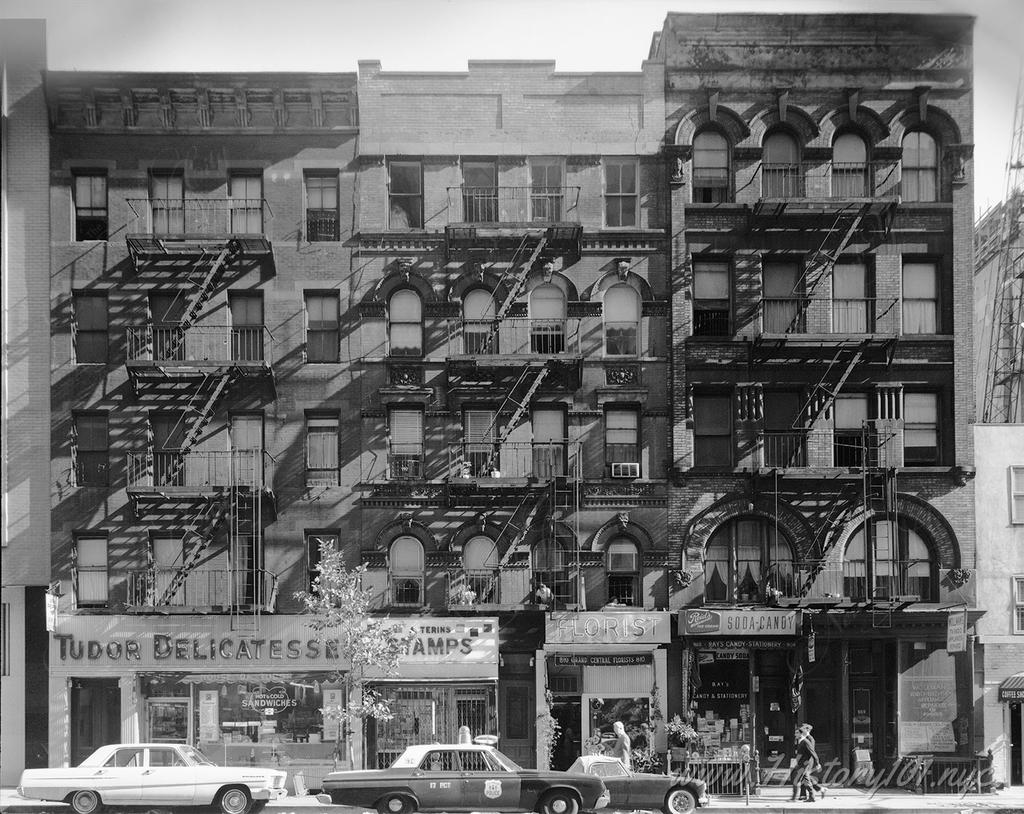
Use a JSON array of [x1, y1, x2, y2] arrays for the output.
[[791, 723, 820, 802]]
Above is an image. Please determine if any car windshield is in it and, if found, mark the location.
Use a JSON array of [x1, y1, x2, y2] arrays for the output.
[[181, 746, 217, 766]]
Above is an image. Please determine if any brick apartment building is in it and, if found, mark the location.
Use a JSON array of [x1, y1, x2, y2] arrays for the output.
[[1, 10, 990, 788]]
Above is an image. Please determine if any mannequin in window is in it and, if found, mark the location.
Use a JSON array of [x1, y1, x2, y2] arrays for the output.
[[609, 721, 631, 770]]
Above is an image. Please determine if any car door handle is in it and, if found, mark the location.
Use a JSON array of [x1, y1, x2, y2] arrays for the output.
[[143, 770, 154, 775]]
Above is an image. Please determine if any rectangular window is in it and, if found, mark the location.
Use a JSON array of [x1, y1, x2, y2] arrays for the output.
[[306, 531, 340, 593], [763, 390, 805, 467], [833, 261, 871, 333], [73, 172, 108, 240], [150, 172, 184, 234], [464, 409, 498, 477], [530, 159, 564, 221], [605, 407, 640, 474], [75, 533, 109, 606], [693, 259, 730, 336], [904, 392, 939, 465], [306, 415, 339, 486], [762, 261, 805, 333], [388, 408, 424, 480], [1010, 467, 1024, 524], [229, 292, 264, 361], [1015, 577, 1024, 634], [833, 394, 869, 467], [903, 261, 939, 334], [462, 160, 498, 223], [305, 172, 339, 241], [229, 172, 263, 233], [389, 161, 423, 229], [73, 291, 109, 364], [305, 292, 340, 363], [604, 159, 638, 227], [693, 394, 732, 467], [1, 602, 9, 677], [73, 412, 109, 486]]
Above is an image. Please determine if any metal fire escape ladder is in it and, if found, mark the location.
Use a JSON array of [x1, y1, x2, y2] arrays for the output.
[[863, 423, 898, 628], [479, 487, 552, 602], [162, 246, 234, 359], [481, 363, 551, 472], [792, 342, 865, 429], [480, 235, 550, 351], [156, 498, 230, 606], [230, 473, 266, 631], [162, 372, 235, 485]]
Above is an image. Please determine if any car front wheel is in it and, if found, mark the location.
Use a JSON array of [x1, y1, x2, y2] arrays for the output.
[[539, 790, 579, 814], [377, 793, 414, 814], [217, 786, 253, 814], [69, 789, 102, 814], [664, 788, 697, 814]]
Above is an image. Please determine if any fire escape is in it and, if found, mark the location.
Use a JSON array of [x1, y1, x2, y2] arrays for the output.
[[443, 183, 584, 610], [124, 196, 277, 626]]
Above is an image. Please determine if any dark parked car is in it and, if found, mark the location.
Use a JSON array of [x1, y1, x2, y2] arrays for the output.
[[569, 755, 709, 814], [323, 743, 610, 814]]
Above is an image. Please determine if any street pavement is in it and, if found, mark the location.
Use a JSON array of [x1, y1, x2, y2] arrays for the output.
[[3, 786, 1024, 814]]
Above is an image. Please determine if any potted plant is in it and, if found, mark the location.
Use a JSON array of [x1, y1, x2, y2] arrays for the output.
[[665, 715, 697, 761]]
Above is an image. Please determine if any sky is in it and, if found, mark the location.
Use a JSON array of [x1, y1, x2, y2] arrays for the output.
[[3, 0, 1022, 216]]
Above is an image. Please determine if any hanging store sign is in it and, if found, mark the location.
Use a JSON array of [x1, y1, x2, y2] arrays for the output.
[[680, 608, 801, 637], [946, 608, 967, 653], [552, 653, 653, 667], [546, 612, 671, 645]]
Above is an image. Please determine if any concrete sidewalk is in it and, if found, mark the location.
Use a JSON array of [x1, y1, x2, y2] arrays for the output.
[[3, 786, 1024, 814]]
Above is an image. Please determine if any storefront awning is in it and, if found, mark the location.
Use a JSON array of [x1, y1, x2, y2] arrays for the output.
[[998, 672, 1024, 702]]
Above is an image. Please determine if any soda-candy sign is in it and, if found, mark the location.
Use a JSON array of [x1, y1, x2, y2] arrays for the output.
[[241, 686, 297, 715], [680, 609, 801, 636]]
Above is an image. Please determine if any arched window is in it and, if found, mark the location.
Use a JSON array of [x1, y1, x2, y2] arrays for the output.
[[529, 284, 566, 354], [843, 520, 936, 601], [693, 130, 730, 203], [462, 535, 500, 603], [388, 289, 422, 356], [704, 518, 795, 604], [534, 532, 573, 607], [606, 537, 641, 606], [463, 289, 496, 354], [833, 132, 868, 197], [763, 131, 801, 198], [902, 131, 938, 202], [603, 284, 640, 356], [389, 536, 424, 606]]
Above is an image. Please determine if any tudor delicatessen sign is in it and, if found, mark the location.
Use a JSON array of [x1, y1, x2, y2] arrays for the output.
[[680, 609, 802, 637], [50, 617, 498, 667]]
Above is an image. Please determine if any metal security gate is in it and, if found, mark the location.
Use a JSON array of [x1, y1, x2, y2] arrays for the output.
[[369, 683, 497, 768]]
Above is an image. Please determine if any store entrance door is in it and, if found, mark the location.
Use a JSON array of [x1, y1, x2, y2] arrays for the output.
[[148, 698, 191, 743], [71, 678, 121, 766], [1011, 702, 1022, 786], [756, 676, 792, 767]]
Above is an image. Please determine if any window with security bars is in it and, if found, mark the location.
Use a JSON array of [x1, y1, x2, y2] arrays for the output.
[[463, 161, 498, 223], [74, 172, 108, 240], [604, 159, 638, 227], [832, 133, 869, 197], [73, 291, 109, 364], [762, 131, 801, 198], [75, 534, 109, 607], [305, 172, 339, 241], [462, 289, 497, 354], [1015, 577, 1024, 634], [605, 407, 639, 474], [1012, 467, 1024, 525], [693, 260, 730, 336], [389, 161, 423, 229], [693, 131, 730, 202], [388, 409, 424, 479], [305, 292, 340, 363], [229, 292, 264, 361], [606, 537, 640, 606], [390, 536, 424, 606], [73, 412, 109, 486], [306, 415, 339, 485]]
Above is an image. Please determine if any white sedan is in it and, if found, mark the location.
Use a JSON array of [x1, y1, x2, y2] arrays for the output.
[[17, 743, 287, 814]]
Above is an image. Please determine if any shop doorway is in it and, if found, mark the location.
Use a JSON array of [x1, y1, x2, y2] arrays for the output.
[[550, 699, 581, 770], [1011, 702, 1022, 786], [71, 678, 120, 766], [756, 675, 792, 767], [500, 680, 536, 768], [147, 698, 191, 743]]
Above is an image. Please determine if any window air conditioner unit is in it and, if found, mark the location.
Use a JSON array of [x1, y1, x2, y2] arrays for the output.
[[611, 462, 640, 479]]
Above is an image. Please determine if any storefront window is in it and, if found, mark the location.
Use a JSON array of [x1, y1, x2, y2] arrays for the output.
[[690, 650, 752, 759], [898, 642, 969, 754]]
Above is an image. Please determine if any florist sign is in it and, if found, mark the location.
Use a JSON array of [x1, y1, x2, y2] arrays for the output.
[[680, 608, 801, 637]]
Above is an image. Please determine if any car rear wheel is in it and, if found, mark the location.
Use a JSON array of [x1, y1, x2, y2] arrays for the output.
[[664, 788, 697, 814], [217, 786, 253, 814], [69, 789, 102, 814], [539, 790, 579, 814], [377, 793, 414, 814]]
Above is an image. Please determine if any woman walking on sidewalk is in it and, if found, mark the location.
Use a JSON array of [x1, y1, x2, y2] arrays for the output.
[[791, 723, 820, 802]]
